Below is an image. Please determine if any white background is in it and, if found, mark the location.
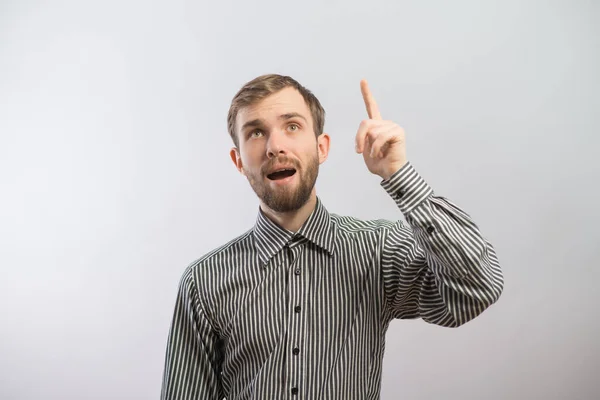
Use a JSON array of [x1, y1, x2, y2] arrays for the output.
[[1, 1, 598, 399]]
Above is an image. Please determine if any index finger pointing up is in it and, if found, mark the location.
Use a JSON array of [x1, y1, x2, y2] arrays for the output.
[[360, 79, 382, 120]]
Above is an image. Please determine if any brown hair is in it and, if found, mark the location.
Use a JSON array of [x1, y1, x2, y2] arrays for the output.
[[227, 74, 325, 147]]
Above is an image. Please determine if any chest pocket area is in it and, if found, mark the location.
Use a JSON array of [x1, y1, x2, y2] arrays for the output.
[[224, 257, 288, 376]]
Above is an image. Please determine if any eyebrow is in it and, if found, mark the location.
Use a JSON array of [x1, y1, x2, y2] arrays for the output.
[[241, 112, 308, 131]]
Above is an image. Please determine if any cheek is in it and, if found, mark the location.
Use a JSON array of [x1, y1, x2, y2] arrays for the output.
[[305, 144, 320, 163], [240, 152, 263, 174]]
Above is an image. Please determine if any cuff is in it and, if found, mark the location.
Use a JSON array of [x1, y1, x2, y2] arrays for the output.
[[380, 162, 434, 214]]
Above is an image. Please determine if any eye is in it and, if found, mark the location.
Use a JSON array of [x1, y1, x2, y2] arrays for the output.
[[249, 129, 263, 138], [288, 123, 300, 132]]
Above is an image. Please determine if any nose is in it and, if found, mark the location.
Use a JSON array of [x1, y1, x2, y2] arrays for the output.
[[266, 131, 287, 158]]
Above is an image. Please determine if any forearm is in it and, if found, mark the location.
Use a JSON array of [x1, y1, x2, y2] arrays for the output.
[[381, 163, 504, 325]]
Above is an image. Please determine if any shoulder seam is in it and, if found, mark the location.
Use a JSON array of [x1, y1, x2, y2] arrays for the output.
[[184, 228, 254, 335], [330, 214, 396, 234]]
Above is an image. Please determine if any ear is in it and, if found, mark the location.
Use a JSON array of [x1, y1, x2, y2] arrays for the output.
[[317, 133, 330, 164], [230, 147, 246, 176]]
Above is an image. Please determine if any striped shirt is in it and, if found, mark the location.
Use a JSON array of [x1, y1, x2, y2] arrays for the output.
[[160, 162, 504, 400]]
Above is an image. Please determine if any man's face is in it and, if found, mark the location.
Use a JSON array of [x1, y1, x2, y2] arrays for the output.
[[230, 87, 329, 213]]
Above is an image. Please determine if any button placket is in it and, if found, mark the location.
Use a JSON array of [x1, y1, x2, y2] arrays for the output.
[[287, 242, 304, 398]]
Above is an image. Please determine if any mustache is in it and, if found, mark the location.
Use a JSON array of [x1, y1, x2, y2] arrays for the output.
[[261, 156, 300, 175]]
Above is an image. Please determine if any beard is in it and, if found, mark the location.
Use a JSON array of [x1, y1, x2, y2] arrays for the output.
[[245, 152, 319, 213]]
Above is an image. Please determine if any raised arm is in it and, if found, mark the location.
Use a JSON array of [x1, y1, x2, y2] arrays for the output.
[[355, 79, 503, 326], [379, 163, 503, 326]]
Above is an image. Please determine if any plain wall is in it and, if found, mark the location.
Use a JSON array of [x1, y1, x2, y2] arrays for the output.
[[1, 0, 598, 399]]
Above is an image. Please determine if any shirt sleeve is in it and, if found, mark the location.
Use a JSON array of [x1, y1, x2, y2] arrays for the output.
[[379, 162, 504, 327], [161, 267, 224, 399]]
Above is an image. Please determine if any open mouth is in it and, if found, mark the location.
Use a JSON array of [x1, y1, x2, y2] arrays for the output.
[[267, 168, 297, 180]]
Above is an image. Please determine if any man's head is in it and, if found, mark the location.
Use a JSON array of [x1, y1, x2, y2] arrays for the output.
[[228, 74, 330, 213]]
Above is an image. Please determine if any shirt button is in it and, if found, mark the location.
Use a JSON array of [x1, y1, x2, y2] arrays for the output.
[[426, 225, 435, 234], [293, 347, 300, 355], [294, 305, 301, 313], [294, 268, 301, 275], [291, 387, 298, 395]]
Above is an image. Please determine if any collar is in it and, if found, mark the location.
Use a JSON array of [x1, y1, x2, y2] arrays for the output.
[[252, 197, 336, 266]]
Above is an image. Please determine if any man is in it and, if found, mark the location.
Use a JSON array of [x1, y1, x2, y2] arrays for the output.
[[160, 74, 503, 400]]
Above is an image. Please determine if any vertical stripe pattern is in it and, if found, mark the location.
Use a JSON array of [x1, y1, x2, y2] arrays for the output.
[[161, 162, 504, 399]]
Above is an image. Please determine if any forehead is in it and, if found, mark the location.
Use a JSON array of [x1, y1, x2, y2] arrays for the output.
[[236, 87, 311, 128]]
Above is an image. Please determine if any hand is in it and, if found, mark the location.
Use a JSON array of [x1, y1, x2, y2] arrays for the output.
[[355, 79, 407, 180]]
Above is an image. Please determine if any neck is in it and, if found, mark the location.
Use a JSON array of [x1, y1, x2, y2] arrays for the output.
[[260, 190, 317, 233]]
